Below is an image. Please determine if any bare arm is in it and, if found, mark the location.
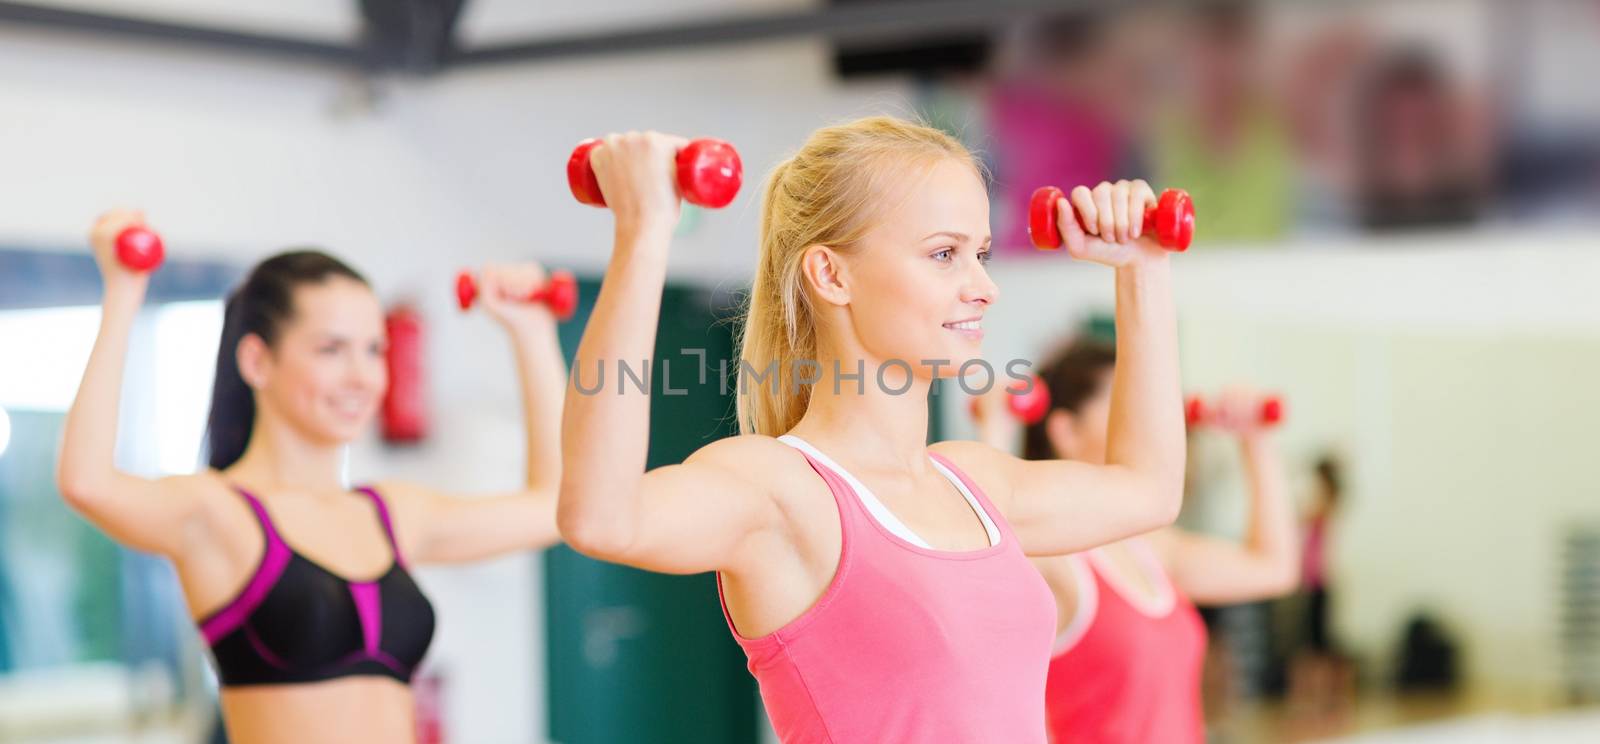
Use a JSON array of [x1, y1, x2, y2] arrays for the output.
[[376, 483, 558, 565], [1152, 425, 1299, 604], [556, 132, 780, 574], [56, 210, 210, 557], [999, 180, 1187, 555], [383, 265, 570, 564]]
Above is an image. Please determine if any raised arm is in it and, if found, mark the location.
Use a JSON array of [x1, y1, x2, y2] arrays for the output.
[[1152, 392, 1299, 603], [991, 180, 1187, 555], [380, 263, 570, 564], [556, 132, 779, 574], [56, 210, 210, 557]]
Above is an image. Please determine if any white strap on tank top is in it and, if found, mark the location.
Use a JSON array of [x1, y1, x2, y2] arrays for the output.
[[778, 434, 1000, 549]]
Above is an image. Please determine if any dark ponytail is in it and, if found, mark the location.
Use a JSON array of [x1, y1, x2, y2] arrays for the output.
[[205, 250, 367, 470], [1021, 337, 1117, 462], [1314, 454, 1343, 507]]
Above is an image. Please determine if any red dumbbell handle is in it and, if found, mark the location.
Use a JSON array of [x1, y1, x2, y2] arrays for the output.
[[114, 226, 165, 272], [1185, 395, 1284, 427], [1028, 187, 1195, 252], [455, 270, 578, 321]]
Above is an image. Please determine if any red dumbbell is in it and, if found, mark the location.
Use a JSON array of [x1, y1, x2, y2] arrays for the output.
[[567, 137, 743, 209], [969, 375, 1053, 426], [115, 226, 165, 272], [455, 270, 578, 321], [1028, 186, 1195, 252], [1184, 394, 1284, 429]]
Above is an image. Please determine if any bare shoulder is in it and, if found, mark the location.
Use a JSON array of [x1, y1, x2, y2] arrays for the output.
[[928, 439, 1015, 477], [684, 434, 811, 482], [366, 478, 429, 505], [359, 480, 435, 528], [162, 471, 259, 560], [683, 434, 831, 526], [928, 439, 1018, 507], [928, 438, 1010, 466], [169, 470, 246, 513], [690, 434, 840, 580]]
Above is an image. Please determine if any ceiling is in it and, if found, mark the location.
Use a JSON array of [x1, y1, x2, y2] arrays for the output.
[[13, 0, 807, 44], [0, 0, 1065, 74]]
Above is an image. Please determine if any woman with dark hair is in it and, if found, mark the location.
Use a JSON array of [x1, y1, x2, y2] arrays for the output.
[[56, 209, 565, 744], [974, 336, 1299, 743], [1287, 453, 1354, 723], [1303, 455, 1342, 653]]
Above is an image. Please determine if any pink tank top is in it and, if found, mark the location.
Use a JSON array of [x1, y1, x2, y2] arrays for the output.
[[718, 438, 1056, 743], [1302, 514, 1328, 589], [1044, 542, 1208, 743]]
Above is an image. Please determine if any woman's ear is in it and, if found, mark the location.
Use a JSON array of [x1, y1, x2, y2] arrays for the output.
[[800, 244, 851, 307], [1044, 408, 1080, 460], [236, 333, 271, 390]]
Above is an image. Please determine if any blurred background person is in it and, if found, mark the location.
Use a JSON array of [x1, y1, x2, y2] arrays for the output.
[[1151, 1, 1297, 244], [2, 1, 1598, 742], [1350, 49, 1495, 230], [1287, 454, 1357, 733], [985, 11, 1155, 253], [973, 337, 1299, 743]]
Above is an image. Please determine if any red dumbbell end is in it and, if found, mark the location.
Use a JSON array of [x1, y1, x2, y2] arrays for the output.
[[1007, 376, 1052, 425], [1028, 186, 1065, 250], [543, 271, 579, 320], [1259, 396, 1284, 426], [677, 139, 743, 209], [1154, 189, 1196, 252], [455, 271, 479, 311], [115, 227, 165, 272], [567, 139, 607, 207]]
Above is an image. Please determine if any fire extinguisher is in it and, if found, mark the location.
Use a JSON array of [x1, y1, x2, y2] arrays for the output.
[[383, 304, 428, 443], [414, 668, 446, 744]]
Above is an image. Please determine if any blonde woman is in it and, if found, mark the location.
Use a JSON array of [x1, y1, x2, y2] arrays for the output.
[[558, 118, 1186, 741]]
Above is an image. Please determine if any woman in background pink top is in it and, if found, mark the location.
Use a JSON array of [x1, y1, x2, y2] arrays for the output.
[[1302, 456, 1343, 654], [557, 117, 1187, 742], [976, 339, 1299, 743]]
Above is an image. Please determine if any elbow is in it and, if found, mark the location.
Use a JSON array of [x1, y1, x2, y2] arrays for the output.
[[1147, 476, 1184, 529], [1121, 460, 1184, 532], [1152, 499, 1182, 532], [1269, 561, 1302, 596], [555, 486, 633, 560], [1245, 555, 1301, 599], [55, 467, 105, 514], [559, 516, 632, 561]]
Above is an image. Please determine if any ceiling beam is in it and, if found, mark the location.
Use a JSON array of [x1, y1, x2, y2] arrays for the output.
[[451, 0, 1074, 68], [0, 0, 1092, 73], [0, 1, 372, 70]]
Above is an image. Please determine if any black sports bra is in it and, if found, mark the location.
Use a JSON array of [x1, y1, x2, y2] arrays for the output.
[[197, 486, 435, 686]]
